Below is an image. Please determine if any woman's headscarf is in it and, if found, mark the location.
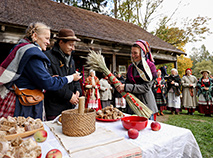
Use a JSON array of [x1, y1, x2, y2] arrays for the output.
[[135, 39, 154, 62], [89, 69, 96, 76], [185, 68, 192, 75], [171, 68, 178, 76]]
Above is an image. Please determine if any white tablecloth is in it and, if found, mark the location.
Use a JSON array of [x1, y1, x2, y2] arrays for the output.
[[37, 120, 202, 158], [96, 120, 202, 158]]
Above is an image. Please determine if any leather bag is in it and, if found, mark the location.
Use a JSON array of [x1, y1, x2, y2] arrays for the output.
[[12, 84, 44, 106]]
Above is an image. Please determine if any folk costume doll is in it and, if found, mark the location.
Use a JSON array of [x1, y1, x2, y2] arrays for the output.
[[85, 70, 102, 111], [181, 68, 197, 115], [167, 68, 181, 115], [0, 22, 80, 119], [153, 69, 167, 116], [99, 75, 113, 108], [116, 40, 158, 120], [197, 70, 213, 116]]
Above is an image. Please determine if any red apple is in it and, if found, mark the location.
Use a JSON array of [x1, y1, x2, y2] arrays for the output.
[[151, 121, 161, 131], [46, 149, 62, 158], [34, 129, 48, 142], [128, 128, 139, 139]]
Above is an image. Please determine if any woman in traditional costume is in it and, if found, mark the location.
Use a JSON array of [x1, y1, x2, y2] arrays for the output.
[[167, 68, 181, 115], [181, 68, 197, 115], [116, 40, 158, 120], [153, 69, 167, 116], [197, 70, 213, 116], [85, 69, 102, 111]]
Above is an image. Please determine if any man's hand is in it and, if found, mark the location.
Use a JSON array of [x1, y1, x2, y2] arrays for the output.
[[70, 94, 79, 105], [76, 91, 80, 98], [73, 73, 82, 81]]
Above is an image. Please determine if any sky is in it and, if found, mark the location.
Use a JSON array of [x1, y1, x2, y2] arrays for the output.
[[147, 0, 213, 56]]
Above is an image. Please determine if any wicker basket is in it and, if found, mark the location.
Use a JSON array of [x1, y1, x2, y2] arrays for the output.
[[61, 108, 96, 137]]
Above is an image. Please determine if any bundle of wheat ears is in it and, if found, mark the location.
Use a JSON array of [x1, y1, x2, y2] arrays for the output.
[[82, 50, 153, 118]]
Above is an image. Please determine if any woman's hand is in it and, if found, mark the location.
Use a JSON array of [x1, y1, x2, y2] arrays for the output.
[[116, 84, 125, 93], [204, 87, 209, 91]]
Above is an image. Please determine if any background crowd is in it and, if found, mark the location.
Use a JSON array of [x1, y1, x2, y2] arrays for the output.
[[82, 67, 213, 118]]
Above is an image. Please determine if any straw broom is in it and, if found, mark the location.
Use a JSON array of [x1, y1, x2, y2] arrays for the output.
[[82, 50, 153, 118]]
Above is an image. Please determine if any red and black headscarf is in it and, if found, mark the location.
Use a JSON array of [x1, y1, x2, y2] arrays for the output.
[[185, 68, 192, 75]]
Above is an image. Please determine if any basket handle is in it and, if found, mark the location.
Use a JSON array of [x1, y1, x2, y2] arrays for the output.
[[78, 96, 85, 114]]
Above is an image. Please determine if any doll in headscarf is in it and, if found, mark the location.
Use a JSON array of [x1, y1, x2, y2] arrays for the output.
[[85, 69, 102, 111]]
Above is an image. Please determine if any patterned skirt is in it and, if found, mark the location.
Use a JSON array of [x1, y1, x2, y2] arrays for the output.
[[198, 94, 213, 114], [155, 93, 165, 106]]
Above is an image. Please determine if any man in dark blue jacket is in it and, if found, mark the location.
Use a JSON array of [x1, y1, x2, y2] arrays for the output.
[[160, 65, 168, 78], [44, 29, 82, 120]]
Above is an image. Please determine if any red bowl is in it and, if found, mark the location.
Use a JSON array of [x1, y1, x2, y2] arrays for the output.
[[121, 116, 148, 131]]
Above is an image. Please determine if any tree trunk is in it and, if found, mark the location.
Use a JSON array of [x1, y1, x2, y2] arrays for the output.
[[114, 0, 117, 18]]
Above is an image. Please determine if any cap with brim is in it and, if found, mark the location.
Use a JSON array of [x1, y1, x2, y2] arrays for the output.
[[54, 28, 81, 41], [200, 70, 211, 74]]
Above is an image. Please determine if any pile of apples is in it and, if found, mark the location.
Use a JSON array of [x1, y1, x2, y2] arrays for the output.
[[128, 121, 161, 139], [33, 129, 62, 158]]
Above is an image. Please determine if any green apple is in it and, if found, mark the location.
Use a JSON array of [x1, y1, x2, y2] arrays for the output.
[[33, 129, 48, 143]]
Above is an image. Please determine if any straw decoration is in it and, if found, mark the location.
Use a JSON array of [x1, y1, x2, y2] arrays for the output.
[[82, 50, 153, 118]]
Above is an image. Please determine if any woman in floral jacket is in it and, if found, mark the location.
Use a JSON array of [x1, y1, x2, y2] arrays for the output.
[[153, 69, 167, 116], [197, 70, 213, 116]]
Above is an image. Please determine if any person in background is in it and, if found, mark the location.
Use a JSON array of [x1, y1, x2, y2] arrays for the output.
[[99, 75, 113, 108], [181, 68, 197, 115], [85, 69, 102, 111], [197, 70, 213, 117], [160, 65, 168, 78], [167, 68, 181, 115], [153, 69, 167, 116], [44, 28, 82, 121], [116, 40, 158, 120], [0, 22, 81, 119], [113, 71, 126, 112]]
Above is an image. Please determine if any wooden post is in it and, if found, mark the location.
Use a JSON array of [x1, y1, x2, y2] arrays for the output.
[[174, 61, 177, 69], [112, 52, 116, 73]]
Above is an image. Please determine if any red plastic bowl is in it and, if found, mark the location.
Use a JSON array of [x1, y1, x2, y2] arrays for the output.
[[121, 116, 148, 131]]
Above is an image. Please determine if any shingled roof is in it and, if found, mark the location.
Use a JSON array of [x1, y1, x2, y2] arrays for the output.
[[0, 0, 184, 54]]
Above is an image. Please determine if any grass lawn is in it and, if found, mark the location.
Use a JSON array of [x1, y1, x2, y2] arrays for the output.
[[163, 110, 213, 158]]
